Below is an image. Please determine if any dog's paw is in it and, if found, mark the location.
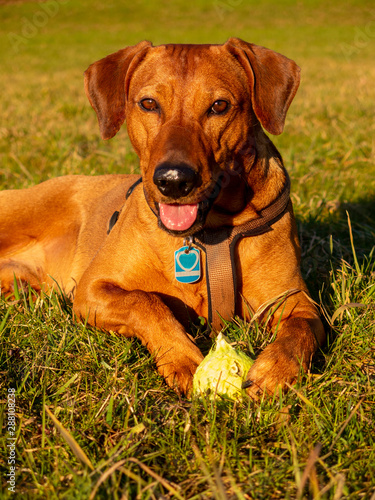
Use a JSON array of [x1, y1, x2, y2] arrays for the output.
[[0, 278, 41, 298], [243, 338, 305, 399], [156, 348, 204, 396]]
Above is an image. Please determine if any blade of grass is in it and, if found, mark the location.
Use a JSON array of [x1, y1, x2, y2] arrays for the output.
[[128, 457, 184, 500], [331, 302, 365, 324], [45, 406, 94, 471], [89, 459, 146, 500], [296, 443, 322, 500], [322, 397, 365, 460], [51, 373, 80, 397], [347, 211, 361, 275], [0, 306, 12, 334], [285, 383, 329, 423], [192, 444, 228, 500]]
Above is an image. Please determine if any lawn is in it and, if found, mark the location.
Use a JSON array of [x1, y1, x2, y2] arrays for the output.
[[0, 0, 375, 498]]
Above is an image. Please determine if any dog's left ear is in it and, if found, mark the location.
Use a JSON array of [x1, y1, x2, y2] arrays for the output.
[[84, 41, 152, 140], [225, 38, 300, 135]]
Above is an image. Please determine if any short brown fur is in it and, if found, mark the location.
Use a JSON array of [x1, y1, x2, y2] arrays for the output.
[[0, 38, 325, 397]]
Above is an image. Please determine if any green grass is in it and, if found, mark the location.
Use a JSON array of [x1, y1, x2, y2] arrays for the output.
[[0, 0, 375, 498]]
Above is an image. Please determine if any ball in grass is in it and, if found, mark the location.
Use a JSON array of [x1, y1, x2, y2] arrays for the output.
[[192, 332, 254, 400]]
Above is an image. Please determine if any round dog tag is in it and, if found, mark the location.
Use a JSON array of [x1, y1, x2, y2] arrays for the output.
[[174, 246, 201, 283]]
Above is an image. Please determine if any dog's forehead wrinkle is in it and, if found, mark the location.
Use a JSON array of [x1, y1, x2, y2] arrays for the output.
[[145, 43, 233, 82]]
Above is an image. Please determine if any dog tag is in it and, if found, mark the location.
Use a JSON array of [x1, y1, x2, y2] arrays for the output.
[[174, 246, 201, 283]]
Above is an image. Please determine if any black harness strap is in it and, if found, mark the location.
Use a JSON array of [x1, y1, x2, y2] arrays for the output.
[[126, 177, 142, 200], [107, 177, 142, 234]]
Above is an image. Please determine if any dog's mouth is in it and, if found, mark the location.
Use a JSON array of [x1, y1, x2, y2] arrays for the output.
[[157, 199, 212, 236], [159, 203, 199, 232], [155, 180, 221, 236]]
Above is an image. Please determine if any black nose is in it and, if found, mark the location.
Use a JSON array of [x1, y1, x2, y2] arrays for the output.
[[153, 163, 198, 199]]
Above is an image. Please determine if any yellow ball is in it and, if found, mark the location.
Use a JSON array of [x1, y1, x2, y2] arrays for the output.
[[192, 332, 254, 400]]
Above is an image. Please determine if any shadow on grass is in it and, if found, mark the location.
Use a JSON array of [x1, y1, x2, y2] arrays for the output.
[[296, 195, 375, 374], [297, 195, 375, 295]]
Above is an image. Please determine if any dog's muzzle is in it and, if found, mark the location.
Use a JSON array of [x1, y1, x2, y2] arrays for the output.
[[152, 165, 222, 236], [153, 162, 202, 234]]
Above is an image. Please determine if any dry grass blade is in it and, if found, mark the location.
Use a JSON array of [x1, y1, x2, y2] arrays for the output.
[[346, 211, 361, 275], [89, 459, 146, 500], [331, 302, 365, 324], [296, 443, 322, 500], [128, 457, 184, 500], [192, 444, 228, 500], [45, 406, 94, 471], [332, 474, 346, 500], [1, 1, 375, 497], [250, 288, 301, 324], [285, 383, 327, 422], [323, 397, 365, 459]]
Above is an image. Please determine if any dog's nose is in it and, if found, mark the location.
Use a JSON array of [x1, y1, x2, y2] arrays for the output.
[[153, 163, 198, 199]]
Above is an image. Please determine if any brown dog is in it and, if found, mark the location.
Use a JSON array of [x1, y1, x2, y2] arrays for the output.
[[0, 38, 325, 397]]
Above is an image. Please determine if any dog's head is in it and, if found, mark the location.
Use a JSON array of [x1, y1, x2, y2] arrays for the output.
[[84, 38, 300, 236]]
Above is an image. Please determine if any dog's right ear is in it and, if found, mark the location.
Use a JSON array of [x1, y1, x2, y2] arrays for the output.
[[84, 41, 152, 140]]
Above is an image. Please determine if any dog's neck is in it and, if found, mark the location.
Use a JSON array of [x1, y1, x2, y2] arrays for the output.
[[247, 130, 287, 209], [207, 133, 287, 229]]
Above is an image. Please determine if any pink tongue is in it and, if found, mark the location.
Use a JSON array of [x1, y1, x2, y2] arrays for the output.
[[159, 203, 198, 231]]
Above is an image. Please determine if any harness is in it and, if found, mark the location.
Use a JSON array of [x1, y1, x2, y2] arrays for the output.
[[107, 177, 143, 234], [108, 175, 290, 331]]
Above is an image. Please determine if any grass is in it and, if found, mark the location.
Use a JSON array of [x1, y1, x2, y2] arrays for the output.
[[0, 0, 375, 498]]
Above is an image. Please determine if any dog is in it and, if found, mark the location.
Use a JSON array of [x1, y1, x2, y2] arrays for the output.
[[0, 38, 325, 397]]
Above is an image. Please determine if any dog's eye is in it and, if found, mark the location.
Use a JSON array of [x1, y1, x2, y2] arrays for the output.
[[140, 98, 159, 112], [210, 100, 229, 115]]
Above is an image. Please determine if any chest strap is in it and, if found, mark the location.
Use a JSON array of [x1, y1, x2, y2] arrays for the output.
[[107, 177, 143, 234], [194, 174, 291, 331]]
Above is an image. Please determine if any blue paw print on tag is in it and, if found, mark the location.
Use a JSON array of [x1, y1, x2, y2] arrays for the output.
[[175, 246, 201, 283]]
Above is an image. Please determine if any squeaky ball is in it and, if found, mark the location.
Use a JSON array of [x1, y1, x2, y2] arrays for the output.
[[192, 332, 254, 400]]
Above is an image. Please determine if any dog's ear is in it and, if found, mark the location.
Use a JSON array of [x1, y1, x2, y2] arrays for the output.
[[84, 41, 152, 140], [225, 38, 300, 135]]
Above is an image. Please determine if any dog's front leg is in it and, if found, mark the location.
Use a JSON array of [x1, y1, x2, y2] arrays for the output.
[[244, 310, 325, 398], [73, 280, 204, 395]]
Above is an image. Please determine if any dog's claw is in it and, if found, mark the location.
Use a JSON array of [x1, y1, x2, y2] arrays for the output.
[[242, 379, 253, 389]]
